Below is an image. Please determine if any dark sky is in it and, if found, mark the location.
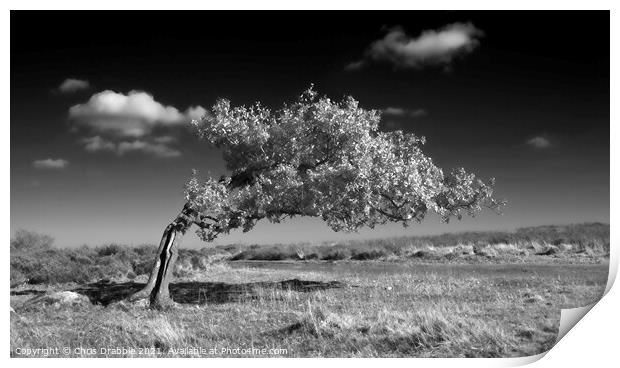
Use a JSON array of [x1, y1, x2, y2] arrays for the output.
[[11, 11, 609, 248]]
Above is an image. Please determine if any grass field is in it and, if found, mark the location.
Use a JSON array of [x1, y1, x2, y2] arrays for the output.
[[10, 224, 610, 357], [10, 260, 608, 358]]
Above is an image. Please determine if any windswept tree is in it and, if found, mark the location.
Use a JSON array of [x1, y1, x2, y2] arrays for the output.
[[130, 87, 503, 308]]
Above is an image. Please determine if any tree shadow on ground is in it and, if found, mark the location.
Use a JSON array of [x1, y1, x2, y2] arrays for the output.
[[72, 279, 345, 306]]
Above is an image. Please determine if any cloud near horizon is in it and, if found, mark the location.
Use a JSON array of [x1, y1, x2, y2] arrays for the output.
[[383, 106, 428, 118], [58, 78, 90, 93], [526, 136, 553, 149], [346, 22, 483, 70], [69, 90, 206, 158], [32, 158, 69, 169], [80, 136, 182, 158]]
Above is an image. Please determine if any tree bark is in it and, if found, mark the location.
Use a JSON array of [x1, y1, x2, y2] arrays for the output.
[[129, 204, 195, 309]]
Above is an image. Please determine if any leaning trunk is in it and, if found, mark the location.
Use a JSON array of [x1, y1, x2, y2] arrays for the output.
[[129, 204, 195, 309]]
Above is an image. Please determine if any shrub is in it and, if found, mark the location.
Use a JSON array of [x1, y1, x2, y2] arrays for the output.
[[321, 248, 350, 261], [9, 223, 609, 286], [249, 247, 289, 261], [351, 248, 387, 260], [11, 249, 93, 284], [96, 244, 125, 257], [10, 230, 54, 252]]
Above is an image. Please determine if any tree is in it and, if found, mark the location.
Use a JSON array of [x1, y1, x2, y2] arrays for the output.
[[129, 86, 503, 309]]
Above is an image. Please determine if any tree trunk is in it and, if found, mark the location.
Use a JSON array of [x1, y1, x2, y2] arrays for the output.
[[129, 204, 195, 309]]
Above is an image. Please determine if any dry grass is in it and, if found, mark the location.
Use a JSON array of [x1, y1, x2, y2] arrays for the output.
[[10, 261, 607, 358]]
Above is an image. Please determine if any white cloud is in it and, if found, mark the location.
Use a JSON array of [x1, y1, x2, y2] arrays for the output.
[[344, 60, 366, 71], [384, 107, 428, 118], [384, 107, 407, 115], [117, 141, 182, 158], [186, 106, 208, 121], [69, 90, 206, 138], [79, 136, 181, 158], [70, 90, 207, 159], [81, 136, 117, 153], [347, 23, 483, 70], [152, 135, 177, 144], [58, 78, 90, 93], [526, 136, 553, 149], [32, 158, 69, 169]]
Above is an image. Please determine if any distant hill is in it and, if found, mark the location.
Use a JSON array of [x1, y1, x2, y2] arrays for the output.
[[395, 222, 610, 248], [10, 223, 609, 285]]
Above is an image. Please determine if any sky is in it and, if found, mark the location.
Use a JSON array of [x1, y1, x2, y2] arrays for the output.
[[10, 11, 609, 248]]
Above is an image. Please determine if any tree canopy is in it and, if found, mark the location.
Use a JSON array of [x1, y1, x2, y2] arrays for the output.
[[185, 87, 503, 242]]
